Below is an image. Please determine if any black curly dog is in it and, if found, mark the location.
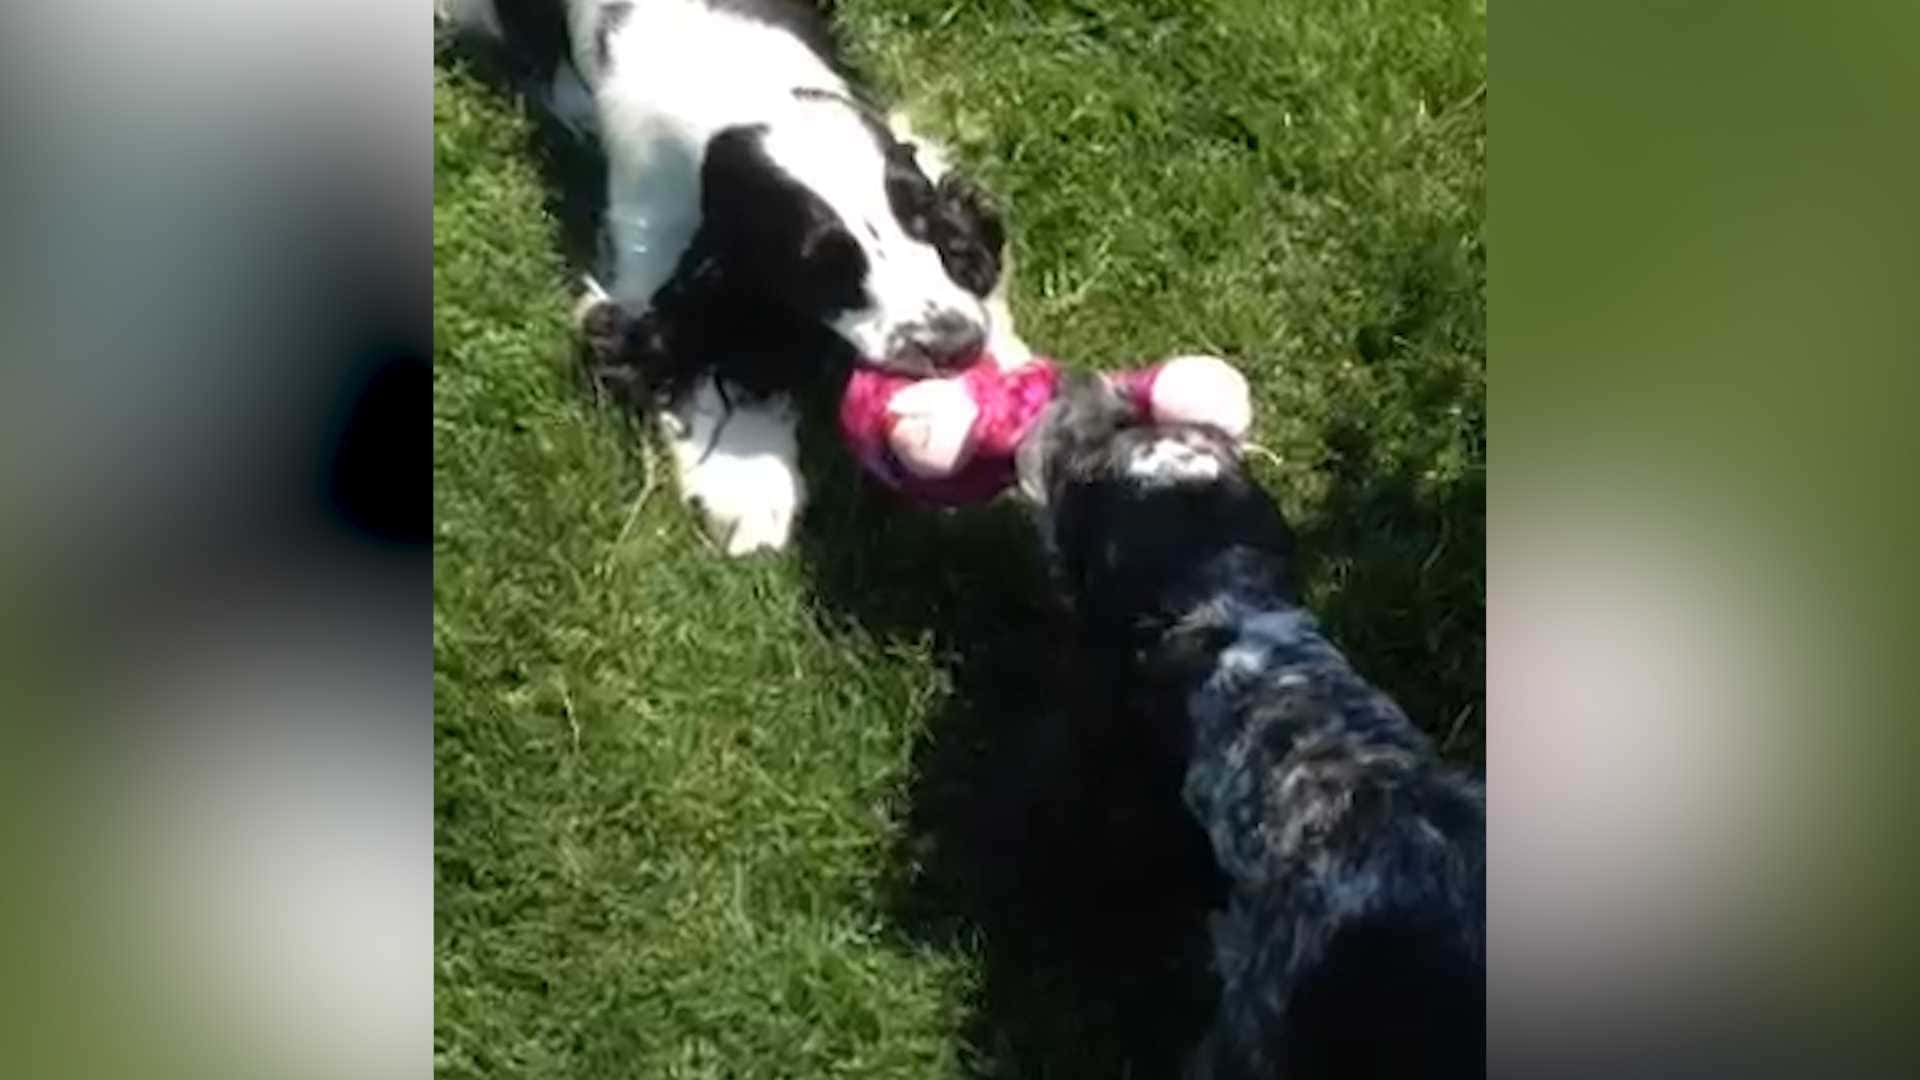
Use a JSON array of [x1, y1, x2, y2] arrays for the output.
[[1016, 375, 1485, 1079]]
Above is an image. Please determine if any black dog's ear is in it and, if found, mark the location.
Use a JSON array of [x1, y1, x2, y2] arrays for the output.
[[1014, 398, 1065, 507], [697, 124, 781, 244], [1016, 373, 1135, 506], [1055, 372, 1139, 442], [930, 171, 1006, 298]]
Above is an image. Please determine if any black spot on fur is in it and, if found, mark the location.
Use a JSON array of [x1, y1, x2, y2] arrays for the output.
[[594, 1, 633, 72], [697, 124, 872, 318]]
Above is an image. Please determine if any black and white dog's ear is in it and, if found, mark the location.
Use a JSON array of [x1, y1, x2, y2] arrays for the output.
[[875, 129, 1005, 297], [931, 170, 1006, 298]]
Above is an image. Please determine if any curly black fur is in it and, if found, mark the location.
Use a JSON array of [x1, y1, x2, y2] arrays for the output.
[[880, 137, 1006, 299], [1019, 376, 1486, 1079]]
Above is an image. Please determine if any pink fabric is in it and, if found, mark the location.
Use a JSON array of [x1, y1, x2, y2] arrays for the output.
[[841, 353, 1180, 506], [839, 354, 1064, 506]]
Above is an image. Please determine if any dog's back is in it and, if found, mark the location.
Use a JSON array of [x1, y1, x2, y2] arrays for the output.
[[1020, 377, 1485, 1078]]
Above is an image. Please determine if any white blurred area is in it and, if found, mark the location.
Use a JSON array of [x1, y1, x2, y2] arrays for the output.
[[1489, 0, 1920, 1066], [1489, 462, 1914, 1074], [12, 576, 428, 1080], [1491, 480, 1798, 1071], [0, 3, 429, 1079]]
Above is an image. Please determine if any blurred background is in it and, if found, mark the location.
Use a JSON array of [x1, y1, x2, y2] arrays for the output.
[[1495, 2, 1920, 1074], [0, 3, 427, 1079], [0, 1, 1914, 1077]]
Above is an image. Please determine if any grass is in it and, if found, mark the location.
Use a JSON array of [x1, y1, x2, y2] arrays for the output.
[[434, 1, 1484, 1076]]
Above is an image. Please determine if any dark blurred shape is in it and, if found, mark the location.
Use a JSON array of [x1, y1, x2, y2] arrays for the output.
[[325, 346, 429, 547]]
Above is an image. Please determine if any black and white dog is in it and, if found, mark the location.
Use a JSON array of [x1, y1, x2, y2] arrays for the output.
[[440, 0, 1021, 553], [1017, 377, 1486, 1079]]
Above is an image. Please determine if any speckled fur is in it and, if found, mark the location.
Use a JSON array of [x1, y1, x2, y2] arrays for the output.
[[1020, 376, 1485, 1079]]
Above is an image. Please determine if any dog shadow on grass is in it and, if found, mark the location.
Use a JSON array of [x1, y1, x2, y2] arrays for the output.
[[792, 430, 1220, 1078], [792, 408, 1484, 1078], [1293, 418, 1487, 767]]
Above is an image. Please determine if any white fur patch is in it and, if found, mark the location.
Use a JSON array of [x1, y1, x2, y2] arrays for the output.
[[1220, 643, 1267, 677], [658, 378, 805, 556], [1241, 610, 1312, 644], [1127, 436, 1224, 483]]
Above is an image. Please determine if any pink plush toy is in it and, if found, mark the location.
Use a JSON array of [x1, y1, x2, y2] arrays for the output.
[[839, 351, 1252, 505]]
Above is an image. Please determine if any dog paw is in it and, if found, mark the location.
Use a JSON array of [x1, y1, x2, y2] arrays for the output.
[[683, 459, 804, 556], [660, 382, 806, 557], [574, 277, 627, 349]]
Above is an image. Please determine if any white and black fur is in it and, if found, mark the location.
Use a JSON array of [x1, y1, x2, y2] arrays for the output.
[[440, 0, 1020, 554], [1017, 377, 1486, 1079]]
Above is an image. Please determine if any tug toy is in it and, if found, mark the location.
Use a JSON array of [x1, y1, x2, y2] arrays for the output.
[[839, 351, 1252, 505]]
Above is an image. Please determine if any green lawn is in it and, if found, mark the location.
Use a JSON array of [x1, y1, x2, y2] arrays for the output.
[[434, 2, 1484, 1076]]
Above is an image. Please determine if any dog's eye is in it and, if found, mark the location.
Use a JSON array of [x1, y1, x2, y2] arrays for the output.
[[888, 203, 932, 241], [884, 170, 937, 240], [804, 230, 862, 277]]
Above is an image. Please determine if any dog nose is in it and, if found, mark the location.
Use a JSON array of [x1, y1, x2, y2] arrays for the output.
[[924, 312, 986, 370]]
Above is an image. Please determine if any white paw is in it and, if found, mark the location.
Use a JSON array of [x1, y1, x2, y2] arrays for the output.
[[659, 379, 806, 557], [697, 465, 803, 556]]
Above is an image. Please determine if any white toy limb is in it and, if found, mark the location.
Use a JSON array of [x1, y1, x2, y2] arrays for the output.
[[885, 378, 980, 478], [1148, 354, 1251, 440]]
